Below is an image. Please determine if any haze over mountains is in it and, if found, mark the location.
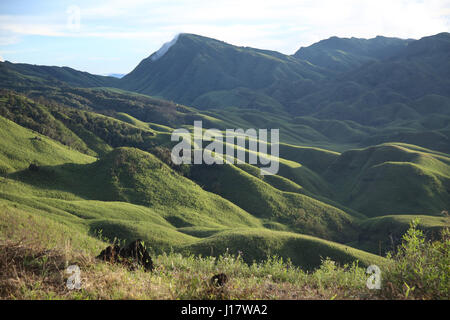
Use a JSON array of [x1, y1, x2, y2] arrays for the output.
[[0, 32, 449, 269]]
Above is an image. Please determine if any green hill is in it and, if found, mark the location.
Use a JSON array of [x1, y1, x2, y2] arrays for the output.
[[0, 61, 120, 88], [0, 115, 95, 174], [183, 228, 384, 271], [189, 163, 358, 242], [0, 112, 390, 269], [354, 214, 450, 254], [324, 143, 450, 217]]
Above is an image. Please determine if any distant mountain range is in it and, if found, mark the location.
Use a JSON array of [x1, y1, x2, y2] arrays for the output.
[[294, 35, 414, 72], [1, 32, 449, 152], [4, 32, 449, 118], [122, 32, 450, 116], [107, 73, 125, 79]]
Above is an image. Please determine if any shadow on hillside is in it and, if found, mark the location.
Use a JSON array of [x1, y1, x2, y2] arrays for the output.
[[6, 161, 119, 202], [88, 220, 137, 245]]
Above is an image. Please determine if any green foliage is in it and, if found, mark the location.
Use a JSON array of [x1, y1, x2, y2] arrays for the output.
[[356, 214, 449, 255], [382, 219, 450, 299], [0, 115, 95, 174], [294, 35, 411, 72], [50, 106, 157, 155], [0, 90, 95, 155]]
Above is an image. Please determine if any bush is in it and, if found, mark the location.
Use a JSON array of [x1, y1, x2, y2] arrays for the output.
[[382, 218, 450, 299]]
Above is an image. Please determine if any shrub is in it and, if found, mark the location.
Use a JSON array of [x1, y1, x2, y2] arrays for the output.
[[382, 218, 449, 299]]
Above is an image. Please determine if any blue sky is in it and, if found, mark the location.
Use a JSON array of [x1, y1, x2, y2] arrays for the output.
[[1, 0, 449, 75]]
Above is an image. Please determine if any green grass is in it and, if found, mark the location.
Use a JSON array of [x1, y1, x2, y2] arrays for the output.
[[0, 204, 373, 300], [190, 163, 359, 242], [0, 116, 95, 174], [2, 204, 446, 299], [183, 228, 384, 271], [354, 214, 450, 254], [0, 111, 383, 269], [324, 143, 450, 217]]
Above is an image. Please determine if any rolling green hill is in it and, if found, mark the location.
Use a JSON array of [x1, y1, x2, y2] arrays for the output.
[[324, 143, 450, 217], [354, 214, 450, 254], [0, 112, 388, 269], [189, 163, 358, 242], [183, 228, 385, 270]]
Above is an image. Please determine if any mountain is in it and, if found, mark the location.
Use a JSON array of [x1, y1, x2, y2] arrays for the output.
[[293, 35, 412, 72], [1, 33, 450, 154], [0, 61, 121, 88], [107, 73, 125, 78], [285, 33, 450, 150], [120, 33, 327, 110], [118, 33, 450, 142], [340, 32, 450, 99]]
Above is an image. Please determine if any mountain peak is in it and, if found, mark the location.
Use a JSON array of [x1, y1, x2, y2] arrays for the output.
[[121, 33, 324, 107], [148, 33, 231, 62], [150, 34, 181, 62]]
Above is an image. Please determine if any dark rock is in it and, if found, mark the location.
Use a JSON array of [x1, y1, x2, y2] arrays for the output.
[[96, 244, 121, 263], [28, 163, 39, 172], [210, 273, 228, 287], [120, 239, 154, 272], [96, 239, 154, 272]]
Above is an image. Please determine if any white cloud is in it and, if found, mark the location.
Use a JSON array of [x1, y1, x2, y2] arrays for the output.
[[0, 35, 20, 46]]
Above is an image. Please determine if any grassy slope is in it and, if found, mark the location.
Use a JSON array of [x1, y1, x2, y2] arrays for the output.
[[0, 116, 95, 174], [2, 203, 446, 300], [353, 214, 450, 254], [0, 90, 448, 261], [324, 143, 450, 217], [0, 114, 385, 268], [0, 93, 97, 156], [1, 90, 448, 251], [190, 163, 359, 242], [183, 228, 384, 270]]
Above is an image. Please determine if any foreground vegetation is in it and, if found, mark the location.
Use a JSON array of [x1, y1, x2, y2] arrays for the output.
[[0, 204, 447, 300]]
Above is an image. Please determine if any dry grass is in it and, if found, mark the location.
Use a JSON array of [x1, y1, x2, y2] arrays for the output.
[[0, 238, 378, 300], [0, 240, 82, 299]]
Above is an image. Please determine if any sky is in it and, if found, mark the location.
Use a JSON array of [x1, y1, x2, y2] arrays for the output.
[[1, 0, 449, 75]]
